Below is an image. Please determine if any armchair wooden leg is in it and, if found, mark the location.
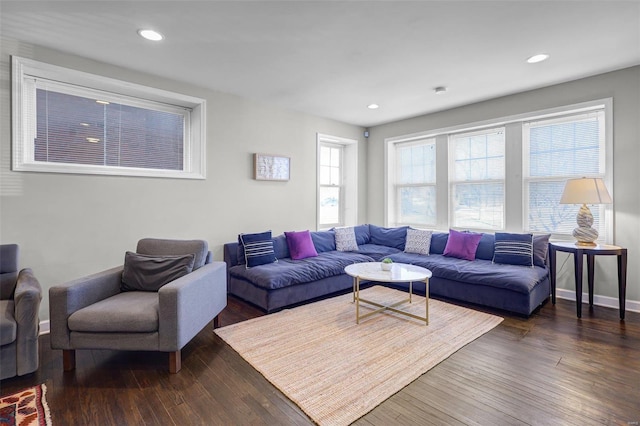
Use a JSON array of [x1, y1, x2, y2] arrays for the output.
[[213, 314, 220, 329], [63, 350, 76, 371], [169, 350, 181, 374]]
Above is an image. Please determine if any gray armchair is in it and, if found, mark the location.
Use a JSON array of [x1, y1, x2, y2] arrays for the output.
[[0, 244, 43, 380], [49, 238, 227, 373]]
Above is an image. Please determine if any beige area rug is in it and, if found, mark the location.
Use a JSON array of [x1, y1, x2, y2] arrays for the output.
[[215, 286, 503, 426]]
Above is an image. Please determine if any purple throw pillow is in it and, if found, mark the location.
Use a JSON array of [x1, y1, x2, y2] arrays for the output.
[[443, 229, 483, 261], [284, 230, 319, 260]]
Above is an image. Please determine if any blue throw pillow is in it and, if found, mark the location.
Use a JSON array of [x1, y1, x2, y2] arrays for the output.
[[310, 230, 336, 253], [533, 234, 551, 267], [369, 225, 408, 250], [353, 224, 371, 245], [239, 231, 278, 268], [272, 234, 290, 259], [475, 233, 495, 260], [493, 233, 534, 266], [429, 232, 448, 254]]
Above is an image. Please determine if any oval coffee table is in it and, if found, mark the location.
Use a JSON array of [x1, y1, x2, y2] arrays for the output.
[[344, 262, 432, 325]]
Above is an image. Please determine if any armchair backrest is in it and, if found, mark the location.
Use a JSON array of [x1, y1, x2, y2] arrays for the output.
[[0, 244, 19, 300], [136, 238, 209, 270]]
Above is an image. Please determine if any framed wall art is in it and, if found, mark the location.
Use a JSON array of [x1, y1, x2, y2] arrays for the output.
[[254, 153, 290, 181]]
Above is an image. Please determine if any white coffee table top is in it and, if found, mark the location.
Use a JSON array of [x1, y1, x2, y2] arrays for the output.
[[345, 262, 432, 283]]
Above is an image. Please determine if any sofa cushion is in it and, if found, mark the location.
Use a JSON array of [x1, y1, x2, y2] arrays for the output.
[[310, 231, 336, 253], [475, 233, 495, 260], [121, 252, 195, 292], [357, 244, 402, 261], [443, 230, 482, 261], [335, 227, 359, 251], [370, 225, 408, 250], [493, 233, 534, 266], [285, 230, 318, 260], [273, 234, 291, 259], [0, 300, 16, 345], [68, 292, 159, 333], [240, 231, 278, 268], [354, 224, 371, 245], [533, 234, 551, 267], [404, 228, 432, 255], [430, 232, 448, 254], [388, 252, 548, 295], [229, 250, 375, 290]]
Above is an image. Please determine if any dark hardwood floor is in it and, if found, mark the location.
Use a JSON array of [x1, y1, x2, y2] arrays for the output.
[[1, 294, 639, 425]]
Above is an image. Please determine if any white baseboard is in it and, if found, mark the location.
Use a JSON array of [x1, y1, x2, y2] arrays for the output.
[[556, 289, 640, 314], [39, 320, 49, 336]]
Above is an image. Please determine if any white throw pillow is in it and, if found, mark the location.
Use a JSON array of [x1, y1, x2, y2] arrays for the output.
[[334, 227, 359, 251], [404, 228, 433, 255]]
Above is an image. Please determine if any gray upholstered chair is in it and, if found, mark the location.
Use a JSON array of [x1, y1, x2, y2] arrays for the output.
[[49, 238, 227, 373], [0, 244, 43, 380]]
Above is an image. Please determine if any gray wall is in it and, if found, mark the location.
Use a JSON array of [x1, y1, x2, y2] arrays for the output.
[[0, 38, 367, 321], [367, 66, 640, 303]]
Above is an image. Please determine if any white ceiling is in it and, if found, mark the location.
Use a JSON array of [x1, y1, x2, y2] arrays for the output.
[[2, 1, 639, 127]]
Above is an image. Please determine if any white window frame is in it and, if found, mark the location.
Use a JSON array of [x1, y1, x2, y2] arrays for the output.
[[316, 134, 357, 230], [11, 56, 206, 179], [384, 98, 613, 242]]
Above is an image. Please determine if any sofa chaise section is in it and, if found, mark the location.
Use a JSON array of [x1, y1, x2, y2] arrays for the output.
[[384, 252, 550, 315], [225, 238, 374, 312]]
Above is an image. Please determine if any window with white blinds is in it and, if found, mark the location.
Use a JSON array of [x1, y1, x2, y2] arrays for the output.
[[395, 139, 436, 226], [449, 128, 505, 230], [12, 56, 206, 179], [523, 110, 607, 238]]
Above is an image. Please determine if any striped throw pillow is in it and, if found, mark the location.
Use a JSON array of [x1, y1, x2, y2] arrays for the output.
[[240, 231, 277, 268], [493, 233, 533, 266]]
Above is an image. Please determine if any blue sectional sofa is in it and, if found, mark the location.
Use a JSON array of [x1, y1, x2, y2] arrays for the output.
[[223, 225, 551, 316]]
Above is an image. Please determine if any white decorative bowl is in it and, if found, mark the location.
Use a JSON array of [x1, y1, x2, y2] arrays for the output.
[[381, 262, 392, 271]]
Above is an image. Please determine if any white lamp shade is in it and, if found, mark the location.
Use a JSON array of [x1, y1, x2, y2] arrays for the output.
[[559, 177, 612, 205]]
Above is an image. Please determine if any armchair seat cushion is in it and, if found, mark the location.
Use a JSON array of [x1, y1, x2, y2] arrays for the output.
[[68, 292, 159, 333], [0, 300, 16, 345]]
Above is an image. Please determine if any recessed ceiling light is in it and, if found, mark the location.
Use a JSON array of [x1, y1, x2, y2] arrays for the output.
[[527, 53, 549, 64], [367, 104, 379, 110], [138, 29, 164, 41], [434, 86, 447, 94], [86, 137, 100, 143], [95, 100, 110, 105]]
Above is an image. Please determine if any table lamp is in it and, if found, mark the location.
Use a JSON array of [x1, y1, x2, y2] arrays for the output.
[[559, 177, 612, 246]]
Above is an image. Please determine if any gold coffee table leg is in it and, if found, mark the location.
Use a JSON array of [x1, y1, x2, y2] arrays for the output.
[[425, 278, 429, 325], [352, 276, 356, 302], [355, 276, 360, 324]]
